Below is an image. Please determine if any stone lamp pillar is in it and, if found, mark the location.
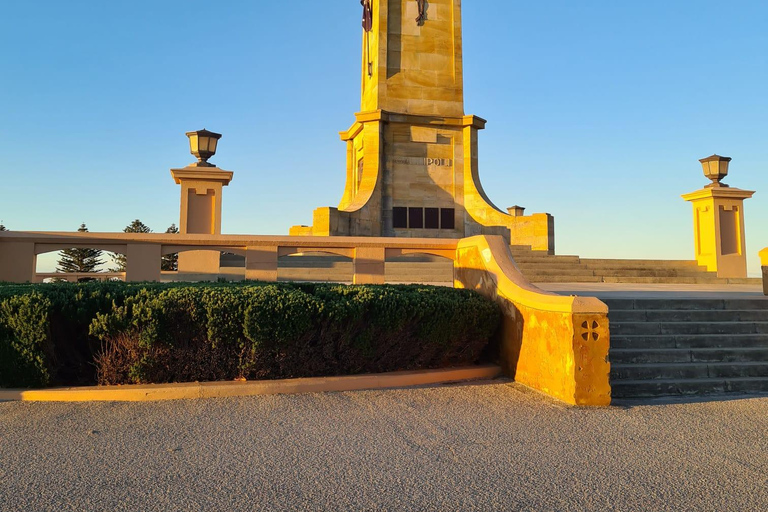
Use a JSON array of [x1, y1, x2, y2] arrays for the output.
[[681, 155, 754, 278], [171, 129, 233, 274]]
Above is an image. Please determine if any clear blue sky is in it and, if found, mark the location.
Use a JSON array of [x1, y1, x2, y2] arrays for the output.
[[1, 1, 767, 275]]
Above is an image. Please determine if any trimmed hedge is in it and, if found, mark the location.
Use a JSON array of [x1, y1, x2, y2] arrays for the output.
[[0, 282, 500, 388]]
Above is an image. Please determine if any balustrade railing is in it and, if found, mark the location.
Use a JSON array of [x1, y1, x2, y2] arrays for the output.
[[0, 230, 611, 405], [0, 232, 458, 284]]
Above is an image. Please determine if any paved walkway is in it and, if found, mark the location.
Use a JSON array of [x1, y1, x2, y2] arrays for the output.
[[1, 380, 766, 511]]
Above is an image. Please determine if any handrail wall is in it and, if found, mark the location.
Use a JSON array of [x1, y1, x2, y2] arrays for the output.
[[454, 235, 611, 406]]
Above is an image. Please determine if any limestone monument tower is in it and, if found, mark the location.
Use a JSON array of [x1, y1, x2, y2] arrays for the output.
[[291, 0, 554, 253]]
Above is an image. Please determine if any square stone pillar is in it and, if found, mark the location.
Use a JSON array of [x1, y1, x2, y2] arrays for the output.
[[353, 247, 385, 285], [177, 251, 221, 276], [171, 165, 233, 275], [681, 187, 755, 278], [0, 241, 36, 283], [125, 244, 162, 282], [245, 246, 278, 282]]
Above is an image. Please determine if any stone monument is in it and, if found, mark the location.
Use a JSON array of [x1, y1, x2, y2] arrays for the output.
[[291, 0, 554, 253]]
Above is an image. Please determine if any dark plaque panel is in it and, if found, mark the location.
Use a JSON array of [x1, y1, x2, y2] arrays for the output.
[[441, 208, 455, 230], [393, 207, 408, 228], [409, 207, 424, 229], [425, 208, 439, 229]]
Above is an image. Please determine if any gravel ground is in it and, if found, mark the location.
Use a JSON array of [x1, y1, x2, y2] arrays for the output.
[[1, 380, 766, 511]]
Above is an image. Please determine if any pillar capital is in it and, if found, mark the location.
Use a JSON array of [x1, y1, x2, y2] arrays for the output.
[[681, 186, 754, 203], [170, 165, 233, 186]]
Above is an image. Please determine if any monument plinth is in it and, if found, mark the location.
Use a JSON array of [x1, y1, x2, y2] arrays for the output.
[[291, 0, 554, 253]]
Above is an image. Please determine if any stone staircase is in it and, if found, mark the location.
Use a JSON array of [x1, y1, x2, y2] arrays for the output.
[[278, 256, 453, 284], [223, 246, 760, 286], [509, 246, 759, 285], [606, 297, 768, 398], [221, 253, 454, 284]]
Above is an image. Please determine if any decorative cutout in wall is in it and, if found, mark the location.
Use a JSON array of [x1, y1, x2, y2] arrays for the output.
[[581, 320, 600, 341]]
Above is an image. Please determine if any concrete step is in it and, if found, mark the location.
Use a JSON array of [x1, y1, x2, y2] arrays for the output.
[[610, 321, 768, 336], [610, 348, 768, 364], [278, 268, 453, 283], [604, 299, 768, 311], [721, 278, 764, 285], [385, 263, 453, 273], [279, 264, 352, 271], [515, 262, 594, 274], [517, 267, 718, 279], [607, 297, 768, 398], [611, 377, 768, 398], [526, 275, 605, 283], [609, 309, 768, 323], [594, 270, 715, 278], [508, 249, 575, 257], [599, 276, 734, 284], [517, 268, 596, 277], [611, 334, 768, 350], [510, 256, 582, 264], [581, 258, 703, 268], [281, 261, 452, 270], [526, 275, 747, 284], [611, 362, 768, 381], [278, 270, 351, 282]]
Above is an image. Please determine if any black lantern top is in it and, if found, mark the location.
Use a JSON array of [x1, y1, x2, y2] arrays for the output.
[[699, 154, 731, 188], [186, 129, 222, 167]]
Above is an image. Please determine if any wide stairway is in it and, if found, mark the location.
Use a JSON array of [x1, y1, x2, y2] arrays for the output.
[[220, 253, 454, 284], [606, 297, 768, 398], [224, 246, 759, 286], [510, 246, 758, 285]]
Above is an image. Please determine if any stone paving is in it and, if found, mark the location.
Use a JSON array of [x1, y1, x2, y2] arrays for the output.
[[1, 380, 766, 511]]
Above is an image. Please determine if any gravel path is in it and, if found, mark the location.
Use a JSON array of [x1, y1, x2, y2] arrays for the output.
[[1, 380, 766, 511]]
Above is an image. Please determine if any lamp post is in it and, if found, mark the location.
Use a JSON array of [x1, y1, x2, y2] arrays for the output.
[[186, 129, 222, 167], [171, 129, 233, 276], [682, 154, 754, 278], [699, 154, 731, 188]]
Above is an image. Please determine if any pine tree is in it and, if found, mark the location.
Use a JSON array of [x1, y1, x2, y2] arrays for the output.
[[57, 224, 104, 273], [161, 223, 180, 271], [110, 219, 152, 272], [0, 221, 7, 231]]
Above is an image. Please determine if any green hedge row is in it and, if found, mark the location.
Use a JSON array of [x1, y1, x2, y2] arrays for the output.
[[0, 282, 500, 388]]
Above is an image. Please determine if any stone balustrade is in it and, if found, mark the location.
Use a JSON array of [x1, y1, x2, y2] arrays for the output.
[[454, 235, 611, 406], [0, 231, 611, 405], [0, 232, 459, 285]]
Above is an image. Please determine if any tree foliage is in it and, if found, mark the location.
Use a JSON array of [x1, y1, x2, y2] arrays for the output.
[[56, 224, 104, 274], [0, 222, 7, 231], [110, 219, 152, 272], [161, 223, 180, 271]]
